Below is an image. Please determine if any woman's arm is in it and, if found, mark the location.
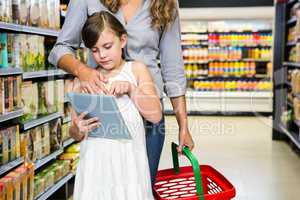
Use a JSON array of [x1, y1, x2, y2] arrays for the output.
[[159, 2, 194, 152], [48, 0, 107, 94], [131, 62, 162, 124]]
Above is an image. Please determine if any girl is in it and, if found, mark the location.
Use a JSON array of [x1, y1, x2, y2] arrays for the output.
[[69, 11, 161, 200], [49, 0, 194, 186]]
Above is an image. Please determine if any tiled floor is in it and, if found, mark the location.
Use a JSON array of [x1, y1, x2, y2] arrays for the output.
[[159, 116, 300, 200]]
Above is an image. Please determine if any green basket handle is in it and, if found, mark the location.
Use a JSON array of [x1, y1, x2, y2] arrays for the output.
[[172, 142, 205, 200]]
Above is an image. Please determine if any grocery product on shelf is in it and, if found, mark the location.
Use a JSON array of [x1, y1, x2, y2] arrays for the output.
[[0, 163, 34, 200], [208, 33, 272, 47], [193, 79, 272, 92], [0, 0, 12, 23], [61, 122, 71, 142], [55, 79, 64, 114], [34, 160, 71, 199], [20, 81, 38, 122], [0, 75, 22, 114], [0, 125, 20, 165], [208, 61, 256, 77], [49, 119, 62, 152]]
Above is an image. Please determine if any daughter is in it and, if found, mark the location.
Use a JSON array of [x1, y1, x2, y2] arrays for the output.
[[69, 11, 162, 200]]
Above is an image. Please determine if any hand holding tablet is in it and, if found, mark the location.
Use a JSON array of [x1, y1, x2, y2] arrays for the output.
[[67, 92, 132, 140]]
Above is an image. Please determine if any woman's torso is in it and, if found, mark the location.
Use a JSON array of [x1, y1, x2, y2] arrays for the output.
[[85, 0, 165, 97]]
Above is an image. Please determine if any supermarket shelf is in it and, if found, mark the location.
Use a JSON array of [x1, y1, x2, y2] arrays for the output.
[[208, 30, 272, 34], [0, 22, 60, 37], [0, 157, 24, 176], [0, 109, 24, 123], [185, 91, 273, 98], [279, 124, 300, 150], [283, 62, 300, 67], [21, 112, 62, 131], [187, 75, 271, 80], [34, 173, 75, 200], [208, 44, 272, 48], [184, 61, 208, 64], [0, 67, 23, 76], [23, 69, 69, 80], [164, 110, 272, 116], [63, 138, 75, 148], [34, 149, 64, 170], [287, 16, 297, 25]]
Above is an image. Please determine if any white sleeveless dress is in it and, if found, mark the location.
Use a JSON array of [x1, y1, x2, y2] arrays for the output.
[[73, 62, 154, 200]]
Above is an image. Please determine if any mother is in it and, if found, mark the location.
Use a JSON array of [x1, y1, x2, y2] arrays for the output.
[[49, 0, 194, 186]]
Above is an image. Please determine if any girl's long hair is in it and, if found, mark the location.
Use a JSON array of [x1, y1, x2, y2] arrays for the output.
[[100, 0, 177, 28]]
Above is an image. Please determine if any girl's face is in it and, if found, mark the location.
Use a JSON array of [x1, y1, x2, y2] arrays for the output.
[[91, 27, 127, 71]]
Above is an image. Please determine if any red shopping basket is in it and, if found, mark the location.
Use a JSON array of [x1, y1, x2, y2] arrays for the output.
[[154, 143, 236, 200]]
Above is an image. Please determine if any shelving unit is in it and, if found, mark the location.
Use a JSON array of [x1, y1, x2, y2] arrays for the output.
[[273, 0, 300, 152], [0, 68, 23, 76], [0, 157, 24, 176], [34, 149, 64, 171], [34, 173, 75, 200], [23, 69, 69, 80], [0, 22, 59, 37], [181, 20, 273, 115], [0, 3, 78, 200], [0, 109, 24, 123], [20, 112, 62, 131]]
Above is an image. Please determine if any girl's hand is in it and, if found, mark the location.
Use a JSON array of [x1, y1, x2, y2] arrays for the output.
[[109, 81, 135, 96], [71, 112, 100, 141], [177, 127, 194, 154]]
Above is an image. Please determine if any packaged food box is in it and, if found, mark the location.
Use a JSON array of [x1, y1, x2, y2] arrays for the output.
[[15, 125, 20, 158], [49, 119, 62, 151], [20, 133, 29, 160], [0, 130, 3, 165], [55, 80, 64, 114], [41, 123, 50, 157], [20, 81, 38, 122], [3, 77, 9, 113], [34, 175, 45, 198], [0, 182, 5, 200], [8, 126, 16, 161], [39, 0, 49, 28], [0, 177, 13, 200], [25, 162, 35, 200], [31, 127, 43, 160], [15, 166, 28, 200], [0, 78, 3, 114], [7, 171, 21, 200], [0, 33, 8, 68], [17, 76, 22, 108], [29, 0, 40, 27], [19, 0, 30, 25], [40, 170, 54, 190], [61, 122, 71, 142], [1, 129, 9, 164], [8, 77, 14, 112]]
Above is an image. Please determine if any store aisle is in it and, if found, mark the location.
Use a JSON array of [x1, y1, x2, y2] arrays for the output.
[[159, 116, 300, 200]]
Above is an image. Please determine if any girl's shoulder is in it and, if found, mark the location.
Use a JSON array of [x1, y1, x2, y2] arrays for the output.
[[129, 61, 149, 77]]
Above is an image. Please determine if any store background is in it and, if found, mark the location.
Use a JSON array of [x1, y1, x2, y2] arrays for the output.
[[1, 0, 300, 200]]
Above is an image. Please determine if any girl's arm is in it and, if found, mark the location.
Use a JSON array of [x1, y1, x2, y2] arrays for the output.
[[130, 62, 162, 124]]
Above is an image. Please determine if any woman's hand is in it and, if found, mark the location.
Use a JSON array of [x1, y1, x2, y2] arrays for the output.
[[177, 127, 195, 154], [109, 81, 136, 96], [77, 65, 109, 94], [70, 111, 100, 141]]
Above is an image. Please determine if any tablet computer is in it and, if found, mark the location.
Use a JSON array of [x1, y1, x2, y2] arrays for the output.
[[67, 92, 132, 140]]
